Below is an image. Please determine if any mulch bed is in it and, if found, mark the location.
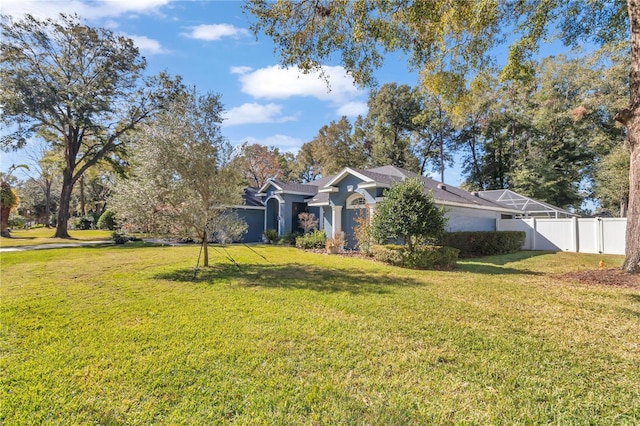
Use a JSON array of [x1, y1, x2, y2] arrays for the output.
[[558, 268, 640, 289]]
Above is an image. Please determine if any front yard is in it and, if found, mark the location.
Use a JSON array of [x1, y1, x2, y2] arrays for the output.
[[1, 244, 638, 424]]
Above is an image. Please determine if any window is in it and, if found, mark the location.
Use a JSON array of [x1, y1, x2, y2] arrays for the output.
[[347, 195, 367, 209]]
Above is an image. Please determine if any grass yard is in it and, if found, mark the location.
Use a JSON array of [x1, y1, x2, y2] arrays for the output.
[[0, 227, 112, 247], [1, 244, 638, 424]]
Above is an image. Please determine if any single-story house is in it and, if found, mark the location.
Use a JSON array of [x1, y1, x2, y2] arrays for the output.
[[234, 165, 574, 247]]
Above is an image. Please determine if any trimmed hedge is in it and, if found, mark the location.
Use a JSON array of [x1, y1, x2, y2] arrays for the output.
[[371, 244, 459, 270], [296, 230, 326, 249], [441, 231, 526, 257]]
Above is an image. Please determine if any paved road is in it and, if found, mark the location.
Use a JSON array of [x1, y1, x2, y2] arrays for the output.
[[0, 240, 113, 252]]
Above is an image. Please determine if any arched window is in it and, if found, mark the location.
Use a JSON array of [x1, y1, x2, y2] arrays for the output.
[[347, 194, 367, 209]]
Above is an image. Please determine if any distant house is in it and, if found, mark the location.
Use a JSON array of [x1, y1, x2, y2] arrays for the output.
[[235, 165, 573, 247]]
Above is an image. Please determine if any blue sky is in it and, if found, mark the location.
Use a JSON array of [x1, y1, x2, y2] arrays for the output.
[[1, 0, 574, 185]]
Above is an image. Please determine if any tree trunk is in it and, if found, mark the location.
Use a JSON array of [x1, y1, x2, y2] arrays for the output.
[[621, 196, 628, 218], [0, 206, 11, 237], [45, 182, 52, 227], [623, 132, 640, 272], [203, 231, 209, 267], [617, 0, 640, 273], [79, 175, 86, 216], [54, 169, 74, 238]]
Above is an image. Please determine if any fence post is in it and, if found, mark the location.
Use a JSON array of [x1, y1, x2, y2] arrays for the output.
[[597, 217, 604, 254], [572, 216, 579, 252], [531, 217, 537, 251]]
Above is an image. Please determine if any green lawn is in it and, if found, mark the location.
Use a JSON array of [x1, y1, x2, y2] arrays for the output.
[[0, 228, 112, 247], [1, 244, 638, 424]]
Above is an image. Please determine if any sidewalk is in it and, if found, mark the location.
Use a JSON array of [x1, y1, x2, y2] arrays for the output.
[[0, 240, 113, 252]]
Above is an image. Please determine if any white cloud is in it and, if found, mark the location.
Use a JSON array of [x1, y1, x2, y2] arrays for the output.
[[236, 65, 362, 103], [237, 135, 304, 154], [222, 103, 297, 127], [336, 101, 368, 117], [181, 24, 250, 41], [127, 34, 169, 55], [233, 64, 368, 119], [0, 0, 171, 20], [230, 66, 253, 75]]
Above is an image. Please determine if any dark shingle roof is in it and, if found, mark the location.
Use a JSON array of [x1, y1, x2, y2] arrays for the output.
[[267, 179, 319, 194], [262, 165, 519, 212], [242, 187, 263, 207]]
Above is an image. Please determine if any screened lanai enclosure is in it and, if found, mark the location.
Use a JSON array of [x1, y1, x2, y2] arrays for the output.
[[478, 189, 579, 218]]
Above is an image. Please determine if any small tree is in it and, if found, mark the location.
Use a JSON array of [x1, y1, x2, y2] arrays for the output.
[[109, 87, 245, 266], [298, 212, 319, 234], [371, 178, 447, 252], [353, 207, 373, 255]]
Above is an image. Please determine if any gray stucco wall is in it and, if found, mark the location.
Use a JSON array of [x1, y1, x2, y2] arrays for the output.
[[234, 208, 265, 242], [443, 206, 499, 232]]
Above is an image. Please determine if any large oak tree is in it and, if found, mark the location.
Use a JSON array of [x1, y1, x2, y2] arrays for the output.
[[244, 0, 639, 273], [0, 13, 181, 238]]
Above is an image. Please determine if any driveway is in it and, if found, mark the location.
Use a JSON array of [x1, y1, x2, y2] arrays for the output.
[[0, 240, 113, 252]]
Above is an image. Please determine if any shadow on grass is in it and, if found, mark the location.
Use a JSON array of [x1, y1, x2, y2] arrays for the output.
[[154, 262, 425, 294], [456, 251, 549, 275], [455, 262, 544, 276], [460, 250, 553, 266]]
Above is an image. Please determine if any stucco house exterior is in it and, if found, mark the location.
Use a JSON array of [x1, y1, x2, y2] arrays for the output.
[[236, 165, 559, 247]]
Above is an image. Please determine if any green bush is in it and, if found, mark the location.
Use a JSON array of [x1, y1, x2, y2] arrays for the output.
[[8, 214, 26, 229], [296, 230, 326, 249], [441, 231, 526, 257], [73, 214, 95, 230], [111, 231, 130, 244], [263, 229, 278, 244], [278, 232, 300, 246], [97, 209, 117, 230], [371, 178, 447, 252], [371, 244, 459, 270]]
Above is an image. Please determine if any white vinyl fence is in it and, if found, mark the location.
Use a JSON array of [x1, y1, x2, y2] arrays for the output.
[[497, 217, 627, 255]]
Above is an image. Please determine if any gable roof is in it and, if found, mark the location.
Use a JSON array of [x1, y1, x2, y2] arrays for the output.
[[258, 178, 318, 195]]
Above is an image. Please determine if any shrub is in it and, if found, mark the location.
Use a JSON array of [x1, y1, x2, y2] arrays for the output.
[[353, 208, 373, 255], [298, 212, 319, 234], [8, 214, 26, 229], [325, 233, 345, 254], [296, 230, 326, 249], [111, 231, 130, 244], [371, 244, 459, 270], [263, 229, 278, 244], [97, 209, 117, 230], [278, 232, 300, 246], [371, 178, 447, 252], [73, 214, 95, 230], [441, 231, 526, 257]]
